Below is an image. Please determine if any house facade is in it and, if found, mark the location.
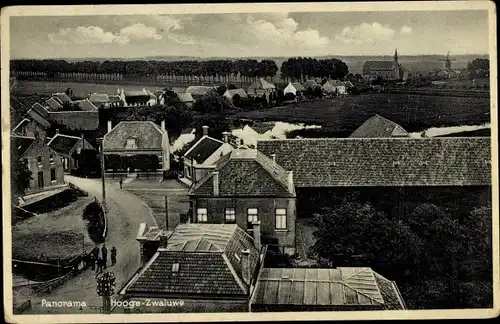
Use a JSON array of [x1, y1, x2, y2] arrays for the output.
[[283, 82, 305, 97], [118, 88, 157, 107], [322, 80, 346, 95], [185, 86, 216, 101], [11, 134, 65, 194], [47, 132, 96, 173], [223, 89, 248, 103], [102, 120, 170, 176], [247, 78, 277, 102], [181, 126, 234, 186], [188, 148, 297, 255], [118, 223, 264, 313]]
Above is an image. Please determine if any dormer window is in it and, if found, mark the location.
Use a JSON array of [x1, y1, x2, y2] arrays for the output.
[[172, 263, 180, 273], [125, 138, 138, 149]]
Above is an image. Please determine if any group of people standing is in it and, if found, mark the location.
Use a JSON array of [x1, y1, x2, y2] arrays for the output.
[[90, 244, 117, 274]]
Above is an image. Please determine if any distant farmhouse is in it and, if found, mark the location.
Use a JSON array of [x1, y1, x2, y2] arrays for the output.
[[363, 49, 408, 82], [117, 88, 157, 107]]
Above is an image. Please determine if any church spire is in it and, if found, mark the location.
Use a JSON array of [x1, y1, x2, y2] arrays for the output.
[[394, 48, 398, 63]]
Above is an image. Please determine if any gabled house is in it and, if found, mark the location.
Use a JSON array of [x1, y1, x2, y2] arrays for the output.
[[119, 223, 264, 313], [13, 103, 52, 140], [349, 114, 410, 138], [250, 267, 406, 311], [223, 88, 248, 103], [72, 99, 98, 112], [102, 120, 170, 176], [158, 92, 195, 108], [45, 97, 63, 111], [247, 78, 277, 100], [188, 147, 297, 255], [322, 80, 346, 95], [51, 92, 72, 104], [118, 88, 157, 107], [283, 82, 305, 97], [181, 126, 234, 186], [303, 79, 319, 90], [11, 134, 65, 194], [363, 49, 406, 81], [185, 86, 216, 100], [47, 132, 96, 173]]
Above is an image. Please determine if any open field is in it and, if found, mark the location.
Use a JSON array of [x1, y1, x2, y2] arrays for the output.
[[12, 197, 95, 262], [237, 93, 490, 137], [125, 179, 190, 231]]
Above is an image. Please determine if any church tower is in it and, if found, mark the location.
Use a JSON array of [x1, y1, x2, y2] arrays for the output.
[[393, 48, 400, 80]]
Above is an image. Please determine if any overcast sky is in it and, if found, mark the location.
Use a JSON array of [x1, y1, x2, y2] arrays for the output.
[[10, 10, 489, 59]]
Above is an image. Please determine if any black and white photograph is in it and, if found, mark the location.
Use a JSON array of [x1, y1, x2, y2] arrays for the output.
[[1, 2, 498, 322]]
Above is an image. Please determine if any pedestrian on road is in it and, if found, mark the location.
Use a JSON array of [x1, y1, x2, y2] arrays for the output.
[[96, 258, 103, 273], [119, 177, 123, 189], [101, 244, 108, 269], [110, 246, 117, 266]]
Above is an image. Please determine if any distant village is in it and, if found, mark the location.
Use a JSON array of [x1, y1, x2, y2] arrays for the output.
[[9, 49, 492, 314]]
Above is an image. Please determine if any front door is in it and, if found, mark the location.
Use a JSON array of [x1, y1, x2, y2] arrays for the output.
[[37, 171, 44, 189]]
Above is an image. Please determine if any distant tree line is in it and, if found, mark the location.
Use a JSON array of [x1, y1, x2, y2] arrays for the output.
[[10, 59, 279, 83], [281, 57, 349, 82], [467, 58, 489, 79]]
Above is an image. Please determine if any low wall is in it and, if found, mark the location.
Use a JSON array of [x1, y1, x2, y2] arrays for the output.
[[21, 187, 86, 214]]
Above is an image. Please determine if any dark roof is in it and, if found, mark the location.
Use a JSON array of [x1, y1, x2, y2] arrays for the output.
[[48, 111, 99, 130], [45, 98, 63, 111], [248, 78, 276, 90], [292, 82, 306, 91], [257, 137, 491, 187], [108, 95, 123, 103], [89, 93, 110, 103], [185, 86, 215, 96], [176, 93, 195, 103], [184, 136, 224, 164], [363, 61, 395, 73], [250, 267, 405, 310], [103, 121, 164, 151], [31, 103, 49, 119], [11, 135, 35, 158], [47, 134, 81, 155], [73, 99, 98, 111], [52, 93, 72, 104], [190, 148, 295, 197], [27, 109, 51, 128], [303, 80, 318, 88], [124, 224, 259, 297], [224, 89, 248, 99], [349, 115, 409, 138]]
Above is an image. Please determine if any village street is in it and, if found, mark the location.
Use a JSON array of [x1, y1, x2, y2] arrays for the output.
[[23, 176, 155, 314]]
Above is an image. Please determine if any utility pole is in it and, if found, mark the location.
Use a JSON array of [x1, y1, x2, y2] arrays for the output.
[[96, 271, 115, 314], [99, 139, 106, 209]]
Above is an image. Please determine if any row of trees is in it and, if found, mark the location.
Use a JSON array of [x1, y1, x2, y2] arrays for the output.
[[281, 57, 349, 82], [467, 58, 489, 79], [10, 59, 279, 83], [312, 196, 492, 309]]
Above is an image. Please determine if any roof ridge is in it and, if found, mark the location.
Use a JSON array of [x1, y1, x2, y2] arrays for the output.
[[254, 151, 294, 195]]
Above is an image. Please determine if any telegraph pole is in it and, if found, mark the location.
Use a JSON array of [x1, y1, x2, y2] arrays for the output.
[[99, 139, 106, 209]]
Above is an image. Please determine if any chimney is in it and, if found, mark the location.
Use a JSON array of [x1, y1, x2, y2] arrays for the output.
[[107, 120, 113, 133], [222, 131, 229, 143], [161, 120, 166, 132], [241, 249, 251, 285], [136, 223, 148, 266], [56, 129, 60, 134], [202, 125, 209, 136], [287, 171, 294, 193], [252, 221, 261, 251], [213, 171, 219, 196], [270, 154, 276, 165]]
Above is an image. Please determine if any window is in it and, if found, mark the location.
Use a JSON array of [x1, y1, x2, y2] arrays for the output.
[[247, 208, 258, 229], [225, 208, 236, 223], [197, 208, 208, 222], [125, 138, 138, 149], [50, 168, 56, 182], [37, 155, 43, 164], [171, 263, 180, 273], [49, 154, 54, 164], [275, 209, 287, 230]]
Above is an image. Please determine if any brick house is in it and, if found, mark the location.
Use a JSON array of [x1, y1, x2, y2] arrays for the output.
[[349, 114, 410, 138], [11, 134, 65, 194], [188, 147, 297, 255], [250, 267, 406, 311], [181, 126, 234, 186], [118, 223, 264, 313], [102, 120, 170, 176], [47, 132, 96, 173]]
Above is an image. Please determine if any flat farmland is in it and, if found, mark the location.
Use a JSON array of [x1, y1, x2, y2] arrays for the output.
[[237, 93, 491, 136], [12, 80, 185, 98]]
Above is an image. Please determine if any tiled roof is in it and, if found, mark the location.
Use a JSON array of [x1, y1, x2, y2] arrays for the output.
[[251, 267, 405, 310], [52, 93, 72, 104], [185, 86, 216, 96], [190, 148, 295, 197], [184, 136, 224, 164], [103, 121, 164, 151], [176, 92, 195, 103], [224, 89, 248, 99], [31, 103, 49, 119], [363, 61, 395, 73], [373, 272, 407, 310], [73, 99, 98, 111], [89, 93, 110, 103], [349, 114, 409, 138], [292, 82, 306, 91], [47, 134, 86, 155], [48, 111, 99, 131], [257, 137, 491, 187], [124, 224, 259, 297], [248, 78, 276, 90], [11, 135, 35, 158], [45, 98, 63, 111], [27, 109, 51, 128]]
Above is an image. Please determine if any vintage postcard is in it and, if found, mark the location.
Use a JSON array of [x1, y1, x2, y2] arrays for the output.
[[1, 1, 498, 323]]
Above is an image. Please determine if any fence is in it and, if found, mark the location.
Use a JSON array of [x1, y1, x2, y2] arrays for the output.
[[33, 270, 75, 295]]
